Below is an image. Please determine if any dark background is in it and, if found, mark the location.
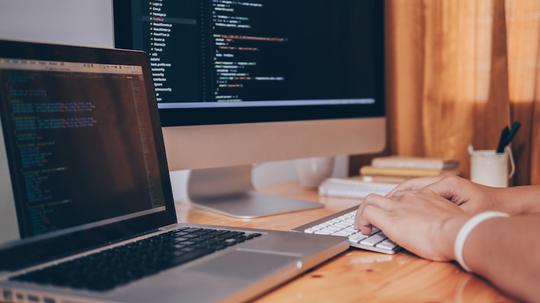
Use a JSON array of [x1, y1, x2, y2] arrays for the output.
[[114, 0, 385, 126], [0, 70, 165, 237]]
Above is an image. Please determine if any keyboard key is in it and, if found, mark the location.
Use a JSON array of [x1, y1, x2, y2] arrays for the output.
[[311, 226, 323, 231], [359, 232, 386, 247], [335, 222, 351, 228], [342, 227, 357, 233], [315, 229, 334, 235], [326, 226, 342, 232], [348, 233, 368, 243], [376, 239, 398, 251], [333, 230, 355, 237]]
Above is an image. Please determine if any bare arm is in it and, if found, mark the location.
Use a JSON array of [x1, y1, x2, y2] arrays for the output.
[[354, 191, 540, 302], [463, 215, 540, 302], [493, 186, 540, 214], [388, 176, 540, 215]]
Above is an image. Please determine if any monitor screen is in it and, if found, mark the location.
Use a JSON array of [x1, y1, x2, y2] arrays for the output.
[[0, 57, 169, 250], [114, 0, 385, 126]]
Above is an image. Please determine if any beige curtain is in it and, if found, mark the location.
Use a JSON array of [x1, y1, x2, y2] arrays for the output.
[[385, 0, 540, 185]]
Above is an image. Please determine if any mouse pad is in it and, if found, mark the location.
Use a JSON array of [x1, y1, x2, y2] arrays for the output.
[[186, 250, 299, 279]]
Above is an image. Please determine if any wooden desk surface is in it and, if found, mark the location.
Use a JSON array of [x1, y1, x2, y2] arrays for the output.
[[175, 181, 514, 303]]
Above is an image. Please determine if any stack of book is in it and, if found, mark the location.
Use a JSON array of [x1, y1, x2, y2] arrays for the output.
[[360, 156, 460, 184]]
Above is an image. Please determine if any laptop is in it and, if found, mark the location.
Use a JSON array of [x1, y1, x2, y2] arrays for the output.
[[0, 40, 348, 303]]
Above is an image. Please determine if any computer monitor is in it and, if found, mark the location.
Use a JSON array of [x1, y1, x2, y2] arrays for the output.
[[114, 0, 386, 218]]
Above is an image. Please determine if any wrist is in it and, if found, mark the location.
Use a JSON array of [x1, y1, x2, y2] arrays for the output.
[[439, 215, 469, 261], [494, 186, 540, 215], [453, 211, 510, 272], [491, 188, 519, 215]]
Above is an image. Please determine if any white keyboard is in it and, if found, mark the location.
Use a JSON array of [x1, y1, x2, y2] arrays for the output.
[[298, 207, 400, 254]]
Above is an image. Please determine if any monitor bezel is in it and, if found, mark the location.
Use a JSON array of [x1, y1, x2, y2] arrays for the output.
[[0, 40, 177, 271], [113, 0, 386, 127]]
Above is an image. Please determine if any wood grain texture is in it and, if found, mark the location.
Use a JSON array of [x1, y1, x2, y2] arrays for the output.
[[175, 181, 514, 302], [353, 0, 540, 185]]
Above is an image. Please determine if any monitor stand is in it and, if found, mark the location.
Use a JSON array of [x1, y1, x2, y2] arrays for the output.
[[184, 165, 323, 219]]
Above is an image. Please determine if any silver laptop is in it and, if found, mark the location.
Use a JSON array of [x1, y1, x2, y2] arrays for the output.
[[0, 40, 348, 303]]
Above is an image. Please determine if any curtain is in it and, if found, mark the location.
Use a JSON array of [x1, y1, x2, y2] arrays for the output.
[[385, 0, 540, 185]]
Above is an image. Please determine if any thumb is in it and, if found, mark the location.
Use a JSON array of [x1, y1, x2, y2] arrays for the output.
[[422, 176, 467, 204]]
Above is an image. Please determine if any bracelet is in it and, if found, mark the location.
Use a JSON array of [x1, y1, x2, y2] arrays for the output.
[[454, 211, 510, 272]]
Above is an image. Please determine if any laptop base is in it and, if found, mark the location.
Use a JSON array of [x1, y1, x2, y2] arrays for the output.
[[185, 166, 323, 218]]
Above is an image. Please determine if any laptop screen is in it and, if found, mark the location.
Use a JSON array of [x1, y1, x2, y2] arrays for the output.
[[0, 56, 170, 250]]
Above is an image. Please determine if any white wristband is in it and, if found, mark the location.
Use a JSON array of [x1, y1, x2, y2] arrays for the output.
[[454, 211, 510, 272]]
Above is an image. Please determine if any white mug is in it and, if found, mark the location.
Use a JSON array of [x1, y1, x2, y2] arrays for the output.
[[469, 145, 515, 188], [295, 156, 335, 189]]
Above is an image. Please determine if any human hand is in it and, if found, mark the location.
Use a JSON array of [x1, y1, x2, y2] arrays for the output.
[[355, 191, 469, 261], [387, 175, 507, 214]]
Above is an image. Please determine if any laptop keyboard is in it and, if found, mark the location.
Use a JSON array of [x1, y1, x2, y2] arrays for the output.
[[11, 227, 262, 292]]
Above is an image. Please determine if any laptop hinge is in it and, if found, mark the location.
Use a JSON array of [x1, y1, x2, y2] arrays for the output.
[[159, 223, 180, 231]]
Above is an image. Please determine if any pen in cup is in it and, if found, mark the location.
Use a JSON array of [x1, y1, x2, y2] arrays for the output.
[[496, 122, 521, 154]]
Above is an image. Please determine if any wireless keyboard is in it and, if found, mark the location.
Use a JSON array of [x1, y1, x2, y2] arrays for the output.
[[295, 207, 400, 254]]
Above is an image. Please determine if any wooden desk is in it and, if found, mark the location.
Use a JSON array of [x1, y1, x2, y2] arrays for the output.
[[175, 181, 514, 303]]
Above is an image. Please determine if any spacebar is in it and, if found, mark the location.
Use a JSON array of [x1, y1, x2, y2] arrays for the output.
[[167, 249, 215, 267]]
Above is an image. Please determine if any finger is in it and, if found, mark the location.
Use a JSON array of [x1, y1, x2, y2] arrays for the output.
[[387, 176, 443, 197], [355, 195, 395, 234], [355, 203, 372, 235], [355, 204, 391, 235]]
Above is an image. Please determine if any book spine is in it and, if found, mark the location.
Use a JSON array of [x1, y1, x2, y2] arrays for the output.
[[361, 175, 410, 184], [360, 166, 460, 177], [372, 159, 456, 170]]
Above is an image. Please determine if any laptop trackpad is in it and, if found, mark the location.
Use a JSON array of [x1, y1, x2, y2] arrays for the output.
[[186, 250, 299, 279]]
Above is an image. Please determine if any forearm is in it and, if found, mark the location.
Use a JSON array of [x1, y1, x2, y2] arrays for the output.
[[494, 186, 540, 215], [462, 215, 540, 302]]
